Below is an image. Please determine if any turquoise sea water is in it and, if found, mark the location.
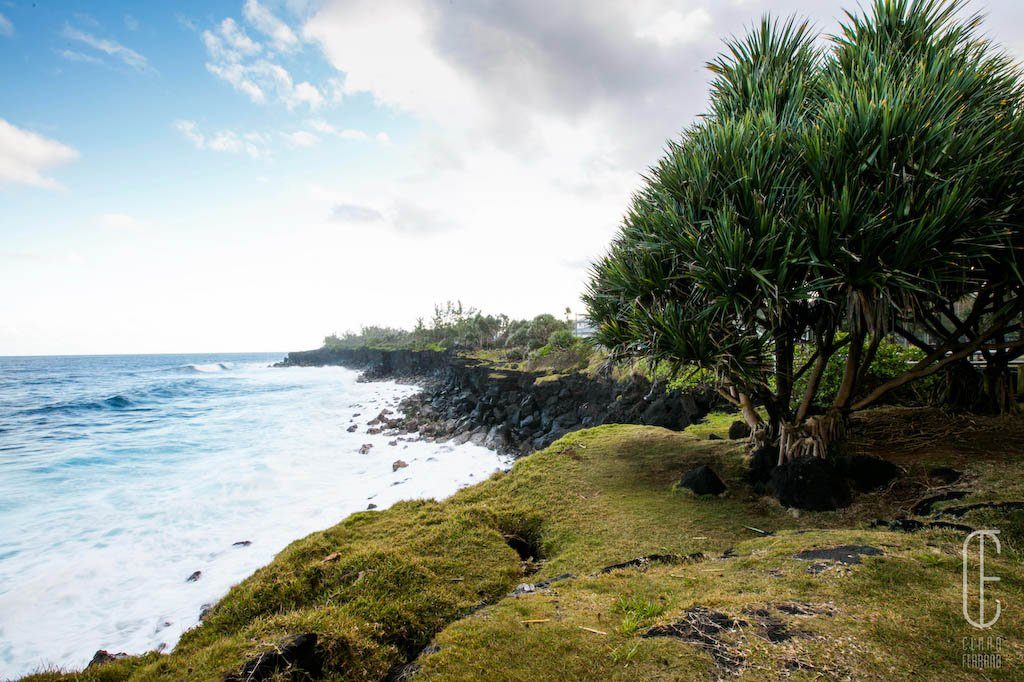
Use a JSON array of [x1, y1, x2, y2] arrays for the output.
[[0, 354, 506, 677]]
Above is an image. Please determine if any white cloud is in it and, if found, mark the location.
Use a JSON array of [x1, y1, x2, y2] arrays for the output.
[[391, 199, 455, 233], [635, 8, 714, 47], [0, 12, 13, 37], [202, 17, 322, 110], [97, 213, 141, 230], [330, 202, 383, 222], [304, 1, 477, 125], [173, 119, 270, 158], [219, 17, 261, 56], [284, 130, 319, 147], [292, 81, 324, 108], [0, 119, 79, 190], [59, 49, 104, 65], [62, 26, 151, 72], [243, 0, 300, 52], [307, 119, 389, 143], [173, 119, 205, 147], [288, 0, 739, 312]]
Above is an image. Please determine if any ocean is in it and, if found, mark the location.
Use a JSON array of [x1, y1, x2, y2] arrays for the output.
[[0, 353, 508, 678]]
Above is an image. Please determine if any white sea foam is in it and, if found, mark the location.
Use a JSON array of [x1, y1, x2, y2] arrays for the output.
[[0, 359, 508, 678]]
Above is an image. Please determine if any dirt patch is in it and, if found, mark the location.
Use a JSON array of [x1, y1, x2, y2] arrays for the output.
[[598, 552, 704, 574], [772, 601, 834, 617], [793, 545, 883, 566], [642, 607, 747, 672], [741, 607, 803, 643]]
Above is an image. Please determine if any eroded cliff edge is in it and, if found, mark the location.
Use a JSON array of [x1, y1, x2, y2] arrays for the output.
[[277, 347, 715, 455]]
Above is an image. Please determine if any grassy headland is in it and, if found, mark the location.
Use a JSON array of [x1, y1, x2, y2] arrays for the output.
[[26, 408, 1024, 680]]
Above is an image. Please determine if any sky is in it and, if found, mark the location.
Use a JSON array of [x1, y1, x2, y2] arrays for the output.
[[3, 1, 1024, 355]]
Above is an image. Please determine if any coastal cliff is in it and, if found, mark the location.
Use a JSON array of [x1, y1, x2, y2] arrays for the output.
[[277, 347, 715, 455]]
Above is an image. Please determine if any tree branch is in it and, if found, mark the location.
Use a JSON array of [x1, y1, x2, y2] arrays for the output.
[[852, 325, 1024, 411]]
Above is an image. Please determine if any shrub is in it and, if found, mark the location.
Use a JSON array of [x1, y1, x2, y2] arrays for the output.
[[547, 329, 577, 351]]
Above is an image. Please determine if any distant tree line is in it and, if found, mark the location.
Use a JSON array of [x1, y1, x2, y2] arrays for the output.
[[323, 301, 574, 352]]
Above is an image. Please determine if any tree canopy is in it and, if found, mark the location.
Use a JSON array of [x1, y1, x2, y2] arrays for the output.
[[585, 0, 1024, 461]]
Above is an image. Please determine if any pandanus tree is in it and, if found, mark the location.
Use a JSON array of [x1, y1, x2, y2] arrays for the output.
[[585, 0, 1024, 463]]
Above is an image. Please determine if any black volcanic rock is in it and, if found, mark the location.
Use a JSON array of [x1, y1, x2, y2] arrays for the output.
[[747, 446, 778, 487], [728, 420, 751, 440], [87, 650, 128, 668], [276, 347, 720, 457], [769, 457, 851, 511], [840, 455, 901, 492], [678, 465, 727, 496]]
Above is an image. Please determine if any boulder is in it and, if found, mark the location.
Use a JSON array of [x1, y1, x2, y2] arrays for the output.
[[769, 457, 851, 511], [677, 465, 726, 496], [186, 570, 202, 583], [392, 460, 408, 472], [840, 455, 901, 492], [746, 446, 778, 487], [358, 443, 373, 455], [346, 424, 358, 433], [728, 420, 751, 440], [87, 650, 128, 668]]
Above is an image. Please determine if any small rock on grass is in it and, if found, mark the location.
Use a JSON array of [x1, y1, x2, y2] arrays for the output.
[[793, 545, 882, 566], [87, 650, 128, 668], [678, 464, 726, 496], [728, 420, 751, 440]]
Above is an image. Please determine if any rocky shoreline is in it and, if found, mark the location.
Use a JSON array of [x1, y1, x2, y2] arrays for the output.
[[277, 347, 717, 456]]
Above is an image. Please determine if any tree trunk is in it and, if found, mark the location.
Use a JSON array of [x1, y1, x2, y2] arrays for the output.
[[983, 359, 1017, 414], [938, 359, 986, 410], [939, 358, 1017, 414], [777, 408, 847, 465]]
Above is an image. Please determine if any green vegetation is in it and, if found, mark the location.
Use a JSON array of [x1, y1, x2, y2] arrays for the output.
[[324, 302, 576, 355], [585, 0, 1024, 462], [27, 410, 1024, 680]]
